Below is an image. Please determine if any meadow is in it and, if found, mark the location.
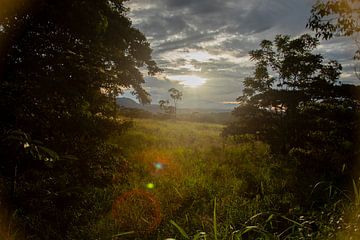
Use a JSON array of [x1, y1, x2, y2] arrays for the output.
[[86, 118, 359, 239]]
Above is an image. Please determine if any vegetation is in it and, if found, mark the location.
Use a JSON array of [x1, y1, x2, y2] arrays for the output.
[[89, 119, 360, 239], [0, 0, 359, 239], [307, 0, 359, 75], [0, 0, 158, 239], [308, 0, 359, 40], [224, 34, 360, 191], [169, 88, 183, 118], [159, 88, 183, 118], [159, 99, 174, 115]]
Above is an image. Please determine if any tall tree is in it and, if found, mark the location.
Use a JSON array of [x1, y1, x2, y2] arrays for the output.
[[168, 88, 183, 117], [0, 0, 159, 238], [224, 34, 359, 184]]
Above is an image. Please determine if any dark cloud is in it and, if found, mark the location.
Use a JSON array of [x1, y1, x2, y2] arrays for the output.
[[125, 0, 357, 109]]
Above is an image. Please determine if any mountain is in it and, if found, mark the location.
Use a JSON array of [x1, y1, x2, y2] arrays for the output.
[[116, 97, 141, 109], [116, 97, 233, 114], [116, 97, 235, 123], [116, 97, 161, 113]]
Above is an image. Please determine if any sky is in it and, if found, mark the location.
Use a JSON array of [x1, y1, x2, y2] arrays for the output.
[[124, 0, 358, 110]]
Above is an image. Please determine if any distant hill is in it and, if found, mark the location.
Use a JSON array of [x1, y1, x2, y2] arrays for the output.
[[116, 97, 141, 109], [116, 97, 235, 123], [116, 97, 161, 113], [116, 97, 232, 113]]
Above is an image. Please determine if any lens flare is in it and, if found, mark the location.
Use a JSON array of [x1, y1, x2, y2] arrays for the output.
[[137, 149, 182, 178], [146, 182, 155, 189], [153, 162, 164, 170], [112, 189, 162, 233]]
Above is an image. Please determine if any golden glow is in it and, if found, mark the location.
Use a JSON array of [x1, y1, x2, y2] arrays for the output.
[[185, 50, 214, 62], [168, 75, 207, 87], [222, 101, 241, 105], [160, 49, 217, 63]]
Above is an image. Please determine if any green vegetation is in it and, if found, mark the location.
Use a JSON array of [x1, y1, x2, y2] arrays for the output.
[[87, 118, 358, 239], [225, 34, 359, 192], [0, 0, 359, 239], [308, 0, 359, 61], [0, 0, 159, 239], [159, 88, 183, 117], [308, 0, 359, 77]]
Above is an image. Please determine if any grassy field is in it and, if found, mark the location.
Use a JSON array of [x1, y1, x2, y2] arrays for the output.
[[87, 119, 291, 239], [85, 118, 359, 239]]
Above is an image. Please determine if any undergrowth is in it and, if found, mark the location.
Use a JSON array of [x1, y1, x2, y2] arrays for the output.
[[93, 118, 360, 239]]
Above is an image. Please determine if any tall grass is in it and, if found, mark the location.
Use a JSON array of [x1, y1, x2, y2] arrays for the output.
[[97, 118, 359, 239]]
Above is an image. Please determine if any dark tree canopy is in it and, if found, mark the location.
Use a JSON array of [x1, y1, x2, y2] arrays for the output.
[[225, 34, 360, 186], [0, 0, 159, 238], [307, 0, 360, 60]]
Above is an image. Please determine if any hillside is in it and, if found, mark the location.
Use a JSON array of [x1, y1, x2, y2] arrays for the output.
[[116, 97, 233, 114], [116, 97, 162, 113]]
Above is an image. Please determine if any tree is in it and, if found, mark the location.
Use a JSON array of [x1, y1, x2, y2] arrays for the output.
[[307, 0, 360, 76], [224, 34, 359, 185], [0, 0, 159, 238], [168, 88, 183, 117], [158, 88, 182, 118], [158, 99, 174, 115]]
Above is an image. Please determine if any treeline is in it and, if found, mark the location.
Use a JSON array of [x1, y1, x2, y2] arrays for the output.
[[224, 34, 360, 206], [118, 107, 235, 124]]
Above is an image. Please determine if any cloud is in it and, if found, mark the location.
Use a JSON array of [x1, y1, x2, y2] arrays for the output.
[[125, 0, 358, 109]]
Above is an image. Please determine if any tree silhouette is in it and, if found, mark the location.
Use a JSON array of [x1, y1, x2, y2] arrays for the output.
[[0, 0, 159, 238], [224, 34, 359, 185], [307, 0, 359, 77], [158, 88, 182, 118], [168, 88, 183, 118], [158, 99, 174, 115]]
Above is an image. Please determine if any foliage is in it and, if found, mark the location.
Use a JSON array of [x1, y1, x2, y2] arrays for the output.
[[169, 88, 183, 117], [224, 34, 360, 190], [307, 0, 360, 77], [308, 0, 359, 41], [106, 119, 359, 239], [159, 99, 175, 115], [159, 88, 183, 117], [0, 0, 159, 238], [106, 119, 292, 239]]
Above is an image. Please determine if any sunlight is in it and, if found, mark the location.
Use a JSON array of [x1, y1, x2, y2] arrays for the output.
[[160, 49, 216, 62], [185, 50, 214, 62], [168, 75, 207, 87]]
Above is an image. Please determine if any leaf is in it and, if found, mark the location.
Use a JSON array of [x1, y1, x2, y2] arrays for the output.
[[240, 226, 269, 237], [170, 220, 190, 239], [353, 179, 360, 206], [111, 231, 135, 237], [213, 197, 218, 240], [280, 216, 303, 227], [38, 146, 59, 161]]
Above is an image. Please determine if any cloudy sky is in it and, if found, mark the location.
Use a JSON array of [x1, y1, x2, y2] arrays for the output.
[[124, 0, 358, 109]]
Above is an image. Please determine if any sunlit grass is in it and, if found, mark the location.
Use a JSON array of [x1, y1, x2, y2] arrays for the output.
[[87, 118, 360, 239], [102, 119, 294, 238]]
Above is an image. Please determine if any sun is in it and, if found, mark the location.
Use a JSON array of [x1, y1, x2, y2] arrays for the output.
[[168, 75, 207, 88]]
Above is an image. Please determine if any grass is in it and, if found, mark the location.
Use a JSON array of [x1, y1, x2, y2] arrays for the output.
[[103, 119, 288, 239], [90, 118, 359, 239]]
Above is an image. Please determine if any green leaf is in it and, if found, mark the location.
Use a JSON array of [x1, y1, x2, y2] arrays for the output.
[[38, 146, 59, 161], [170, 220, 190, 239]]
